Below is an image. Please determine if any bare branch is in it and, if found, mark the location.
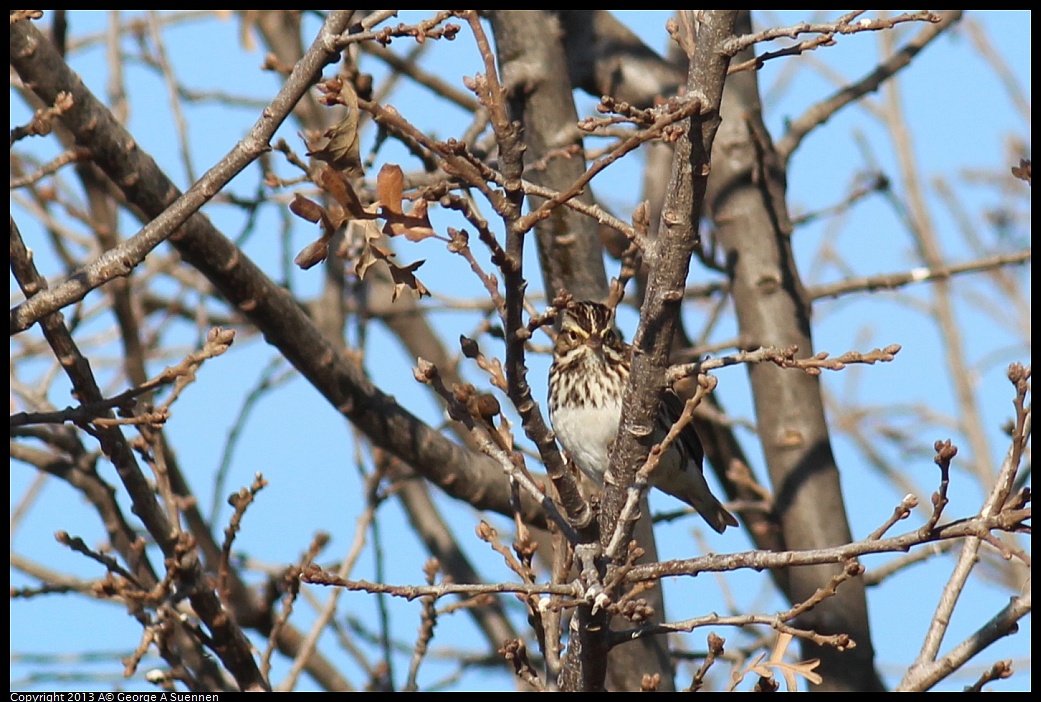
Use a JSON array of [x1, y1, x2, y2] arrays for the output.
[[776, 11, 962, 162]]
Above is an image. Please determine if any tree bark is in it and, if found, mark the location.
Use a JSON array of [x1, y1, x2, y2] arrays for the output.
[[705, 11, 884, 692]]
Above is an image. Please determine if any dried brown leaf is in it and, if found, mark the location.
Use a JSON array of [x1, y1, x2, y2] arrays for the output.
[[353, 221, 385, 280], [387, 258, 430, 301], [743, 632, 823, 691], [399, 199, 438, 242], [377, 163, 405, 216], [306, 81, 362, 175], [1011, 158, 1031, 185], [354, 242, 378, 280], [289, 193, 325, 224], [316, 166, 374, 220], [384, 218, 437, 242], [294, 236, 330, 270], [382, 195, 437, 241]]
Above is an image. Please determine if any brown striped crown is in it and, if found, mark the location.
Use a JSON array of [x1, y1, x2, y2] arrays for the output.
[[555, 302, 624, 354]]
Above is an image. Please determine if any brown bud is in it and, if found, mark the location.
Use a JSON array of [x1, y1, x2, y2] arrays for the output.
[[460, 335, 480, 359], [477, 393, 500, 420]]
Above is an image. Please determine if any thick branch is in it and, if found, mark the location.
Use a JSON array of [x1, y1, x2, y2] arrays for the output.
[[603, 9, 737, 565], [706, 10, 883, 692]]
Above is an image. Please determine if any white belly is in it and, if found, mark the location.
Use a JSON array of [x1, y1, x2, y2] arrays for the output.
[[551, 400, 621, 483]]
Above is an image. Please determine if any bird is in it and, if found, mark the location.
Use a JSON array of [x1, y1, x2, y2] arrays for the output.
[[548, 300, 738, 533]]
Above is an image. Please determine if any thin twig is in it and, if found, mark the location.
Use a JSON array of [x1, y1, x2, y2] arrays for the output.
[[776, 11, 962, 162]]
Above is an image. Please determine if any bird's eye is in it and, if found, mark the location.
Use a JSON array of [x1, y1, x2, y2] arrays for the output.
[[561, 329, 578, 343], [603, 329, 618, 344]]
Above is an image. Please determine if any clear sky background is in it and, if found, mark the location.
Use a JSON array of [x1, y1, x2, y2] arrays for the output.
[[11, 11, 1031, 692]]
